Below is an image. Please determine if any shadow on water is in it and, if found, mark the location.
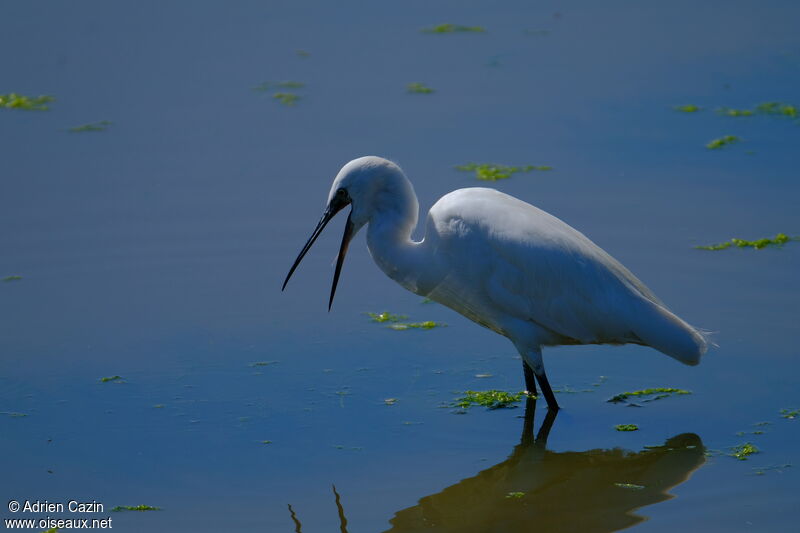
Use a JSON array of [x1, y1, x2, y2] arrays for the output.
[[385, 399, 706, 533]]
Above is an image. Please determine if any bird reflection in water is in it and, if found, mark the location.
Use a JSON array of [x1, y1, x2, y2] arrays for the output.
[[287, 484, 350, 533], [385, 398, 705, 533]]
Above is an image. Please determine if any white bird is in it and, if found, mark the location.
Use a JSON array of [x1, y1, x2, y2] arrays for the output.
[[283, 156, 707, 410]]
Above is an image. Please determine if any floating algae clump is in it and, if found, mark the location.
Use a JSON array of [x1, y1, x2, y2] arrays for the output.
[[614, 483, 645, 490], [756, 101, 798, 118], [780, 408, 800, 419], [706, 135, 740, 149], [273, 92, 299, 106], [0, 93, 54, 110], [367, 312, 407, 323], [615, 424, 639, 432], [407, 82, 434, 94], [505, 492, 526, 499], [111, 505, 161, 512], [69, 120, 112, 133], [2, 275, 22, 282], [696, 233, 793, 251], [717, 108, 754, 117], [730, 443, 759, 461], [455, 163, 552, 181], [421, 23, 486, 34], [608, 388, 691, 404], [454, 390, 527, 409], [674, 105, 701, 112], [100, 375, 124, 383], [389, 321, 444, 330]]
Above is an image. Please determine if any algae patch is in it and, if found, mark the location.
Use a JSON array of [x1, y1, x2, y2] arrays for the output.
[[614, 482, 645, 490], [729, 443, 759, 461], [505, 491, 526, 499], [780, 408, 800, 419], [717, 108, 754, 117], [111, 505, 161, 512], [69, 120, 112, 133], [706, 135, 740, 150], [407, 82, 434, 94], [0, 93, 55, 110], [367, 312, 406, 323], [421, 23, 486, 34], [455, 162, 552, 181], [273, 92, 299, 106], [454, 390, 527, 410], [99, 375, 124, 383], [695, 233, 794, 251], [608, 387, 691, 404], [615, 424, 639, 432], [253, 81, 304, 106], [1, 411, 28, 418], [756, 101, 798, 118], [3, 275, 22, 282], [674, 105, 701, 113], [389, 321, 444, 330]]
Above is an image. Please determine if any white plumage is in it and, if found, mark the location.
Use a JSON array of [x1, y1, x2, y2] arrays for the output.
[[283, 156, 707, 410]]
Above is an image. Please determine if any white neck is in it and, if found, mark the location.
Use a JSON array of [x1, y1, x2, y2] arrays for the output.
[[365, 195, 431, 296]]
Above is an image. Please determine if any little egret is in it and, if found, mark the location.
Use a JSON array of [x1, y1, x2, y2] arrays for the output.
[[282, 156, 707, 410]]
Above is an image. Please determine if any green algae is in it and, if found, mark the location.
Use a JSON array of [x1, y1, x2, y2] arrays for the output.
[[384, 398, 398, 405], [0, 93, 54, 110], [249, 361, 279, 367], [756, 101, 798, 118], [729, 443, 759, 461], [706, 135, 740, 149], [608, 387, 691, 404], [99, 375, 124, 383], [695, 233, 794, 251], [421, 23, 486, 34], [615, 424, 639, 432], [367, 312, 407, 323], [1, 412, 28, 418], [389, 321, 444, 330], [454, 390, 527, 410], [780, 408, 800, 419], [614, 483, 645, 490], [674, 104, 701, 113], [752, 463, 791, 476], [2, 275, 22, 282], [505, 491, 525, 499], [273, 92, 299, 106], [717, 108, 754, 117], [261, 440, 272, 444], [407, 82, 434, 94], [111, 505, 160, 512], [455, 162, 552, 181], [69, 120, 112, 132], [296, 49, 310, 58]]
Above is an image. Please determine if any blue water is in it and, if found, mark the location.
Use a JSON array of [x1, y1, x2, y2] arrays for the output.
[[2, 1, 799, 531]]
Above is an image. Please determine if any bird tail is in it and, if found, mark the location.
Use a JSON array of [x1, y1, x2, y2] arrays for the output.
[[630, 297, 708, 366]]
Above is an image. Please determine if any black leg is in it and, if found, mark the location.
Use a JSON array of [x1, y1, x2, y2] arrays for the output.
[[522, 361, 538, 396], [520, 396, 536, 446], [535, 369, 560, 411]]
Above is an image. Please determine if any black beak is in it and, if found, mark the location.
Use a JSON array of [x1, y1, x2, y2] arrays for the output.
[[282, 193, 354, 311]]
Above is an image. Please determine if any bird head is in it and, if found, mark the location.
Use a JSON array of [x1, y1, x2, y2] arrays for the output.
[[282, 156, 414, 310]]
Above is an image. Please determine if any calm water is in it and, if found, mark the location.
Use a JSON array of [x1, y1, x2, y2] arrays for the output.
[[2, 1, 799, 531]]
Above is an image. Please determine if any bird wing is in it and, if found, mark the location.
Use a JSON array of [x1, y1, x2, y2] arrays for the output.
[[426, 188, 659, 344]]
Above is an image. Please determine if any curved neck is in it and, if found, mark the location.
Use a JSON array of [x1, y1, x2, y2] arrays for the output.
[[365, 197, 429, 296]]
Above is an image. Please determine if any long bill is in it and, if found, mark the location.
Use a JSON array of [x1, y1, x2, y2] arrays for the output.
[[329, 213, 355, 311], [282, 201, 348, 292]]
